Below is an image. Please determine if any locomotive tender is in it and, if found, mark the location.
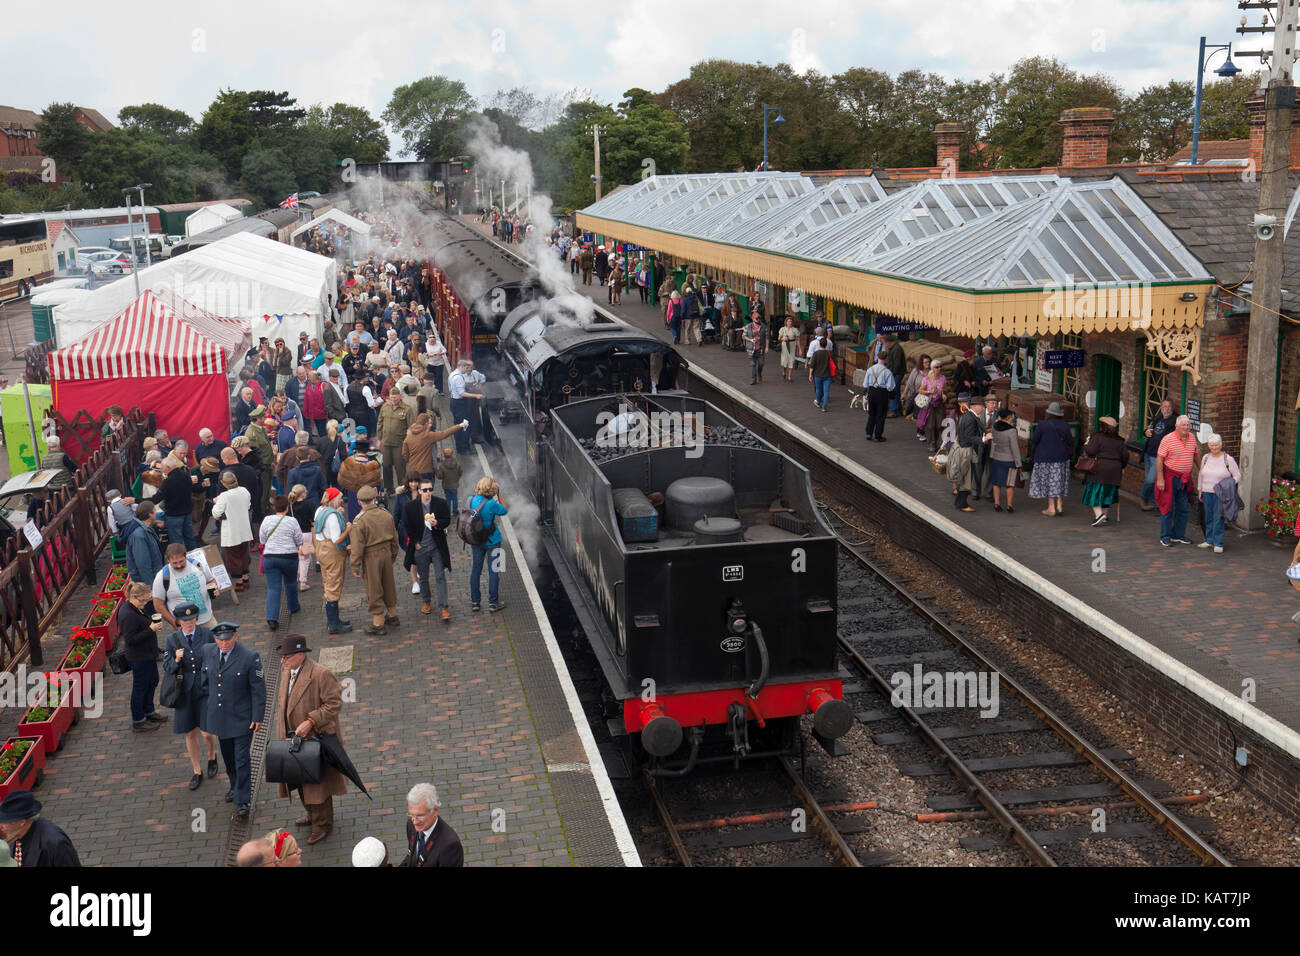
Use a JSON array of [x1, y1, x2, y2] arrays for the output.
[[422, 210, 852, 766]]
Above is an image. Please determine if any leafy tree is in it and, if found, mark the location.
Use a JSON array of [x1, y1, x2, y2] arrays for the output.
[[602, 100, 690, 184], [539, 101, 618, 210], [35, 102, 93, 173], [988, 56, 1125, 167], [1113, 81, 1194, 162], [75, 128, 174, 205], [196, 89, 256, 179], [382, 76, 477, 160], [1198, 71, 1261, 141], [320, 103, 389, 163], [239, 141, 296, 209], [118, 104, 196, 144]]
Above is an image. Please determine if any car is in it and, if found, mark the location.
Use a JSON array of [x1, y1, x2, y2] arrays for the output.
[[299, 191, 321, 199], [75, 248, 116, 269], [89, 256, 134, 279], [166, 234, 184, 246]]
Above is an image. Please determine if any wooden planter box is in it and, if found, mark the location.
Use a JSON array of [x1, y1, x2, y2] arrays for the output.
[[18, 695, 77, 754], [0, 736, 46, 798], [57, 635, 107, 678], [80, 597, 121, 652], [98, 564, 129, 601]]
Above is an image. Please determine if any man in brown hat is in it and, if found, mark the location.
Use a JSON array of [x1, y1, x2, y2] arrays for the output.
[[274, 634, 347, 845], [349, 485, 400, 634]]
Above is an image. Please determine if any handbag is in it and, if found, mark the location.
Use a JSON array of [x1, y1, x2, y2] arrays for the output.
[[159, 664, 185, 708], [265, 734, 325, 786], [1075, 453, 1099, 474], [1286, 563, 1300, 591], [828, 355, 838, 378]]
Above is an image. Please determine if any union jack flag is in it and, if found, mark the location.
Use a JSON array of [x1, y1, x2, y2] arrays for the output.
[[279, 193, 299, 209]]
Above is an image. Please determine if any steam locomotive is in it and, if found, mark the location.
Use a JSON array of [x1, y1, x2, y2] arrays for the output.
[[423, 211, 852, 768]]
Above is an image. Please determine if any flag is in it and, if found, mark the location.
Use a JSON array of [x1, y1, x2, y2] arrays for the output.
[[279, 193, 299, 209]]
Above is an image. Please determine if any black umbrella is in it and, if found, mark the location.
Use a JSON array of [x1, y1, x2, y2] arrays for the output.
[[317, 732, 372, 799]]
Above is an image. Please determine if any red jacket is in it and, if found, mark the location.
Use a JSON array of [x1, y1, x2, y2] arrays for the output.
[[302, 381, 326, 420]]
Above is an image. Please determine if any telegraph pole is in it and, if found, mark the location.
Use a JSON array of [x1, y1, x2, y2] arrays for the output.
[[592, 125, 603, 201], [1238, 0, 1299, 528]]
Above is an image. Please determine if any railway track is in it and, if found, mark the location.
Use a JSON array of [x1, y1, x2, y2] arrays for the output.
[[641, 755, 868, 867], [826, 507, 1232, 867]]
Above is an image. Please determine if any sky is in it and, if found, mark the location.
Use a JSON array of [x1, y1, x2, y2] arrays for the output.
[[5, 1, 1258, 157]]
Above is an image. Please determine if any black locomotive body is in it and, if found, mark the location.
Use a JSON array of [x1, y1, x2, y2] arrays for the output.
[[419, 206, 851, 765]]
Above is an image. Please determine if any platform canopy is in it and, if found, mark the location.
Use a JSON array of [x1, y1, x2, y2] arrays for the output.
[[577, 172, 1215, 337], [291, 207, 371, 239], [51, 232, 337, 347]]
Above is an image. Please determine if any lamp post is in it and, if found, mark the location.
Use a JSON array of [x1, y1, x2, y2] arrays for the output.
[[762, 104, 785, 172], [1191, 37, 1241, 166], [122, 188, 141, 297]]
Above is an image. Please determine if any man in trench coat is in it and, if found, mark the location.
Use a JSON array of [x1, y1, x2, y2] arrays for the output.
[[273, 634, 348, 845]]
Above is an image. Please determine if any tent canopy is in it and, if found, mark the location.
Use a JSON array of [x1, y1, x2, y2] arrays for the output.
[[292, 208, 371, 239], [49, 289, 243, 380], [185, 202, 243, 237], [51, 232, 337, 347]]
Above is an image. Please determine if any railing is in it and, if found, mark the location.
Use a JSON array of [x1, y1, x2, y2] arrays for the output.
[[0, 410, 151, 671]]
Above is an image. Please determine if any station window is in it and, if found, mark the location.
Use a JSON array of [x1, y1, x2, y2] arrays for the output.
[[1139, 339, 1174, 432]]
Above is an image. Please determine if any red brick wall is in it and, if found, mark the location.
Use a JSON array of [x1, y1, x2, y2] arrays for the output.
[[1060, 108, 1115, 167], [1191, 309, 1249, 462], [1275, 323, 1300, 475]]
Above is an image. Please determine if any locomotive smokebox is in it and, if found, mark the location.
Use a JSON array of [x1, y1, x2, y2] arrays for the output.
[[665, 476, 735, 532]]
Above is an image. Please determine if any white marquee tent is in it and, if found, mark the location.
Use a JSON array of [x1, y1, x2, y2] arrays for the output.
[[185, 202, 244, 237], [290, 208, 371, 240], [52, 232, 338, 347]]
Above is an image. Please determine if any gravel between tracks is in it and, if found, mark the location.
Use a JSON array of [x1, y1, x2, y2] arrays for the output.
[[817, 486, 1300, 866]]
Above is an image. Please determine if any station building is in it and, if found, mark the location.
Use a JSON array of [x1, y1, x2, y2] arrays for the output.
[[577, 105, 1300, 515]]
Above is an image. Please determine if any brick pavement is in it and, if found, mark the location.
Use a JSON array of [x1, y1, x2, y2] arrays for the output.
[[459, 217, 1300, 738], [0, 459, 604, 865]]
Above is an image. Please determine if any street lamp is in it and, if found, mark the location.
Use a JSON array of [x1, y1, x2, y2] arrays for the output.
[[762, 104, 785, 172], [1191, 37, 1241, 166]]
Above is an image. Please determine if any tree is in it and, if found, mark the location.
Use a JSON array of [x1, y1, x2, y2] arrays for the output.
[[320, 103, 389, 163], [602, 100, 690, 184], [118, 104, 196, 144], [196, 89, 256, 180], [75, 128, 174, 206], [34, 102, 93, 173], [239, 141, 296, 209], [987, 57, 1125, 167], [539, 101, 618, 210], [1198, 71, 1261, 142], [1113, 81, 1194, 162], [382, 76, 477, 160]]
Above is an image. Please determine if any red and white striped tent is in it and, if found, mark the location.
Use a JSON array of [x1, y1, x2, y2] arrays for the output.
[[49, 289, 248, 453]]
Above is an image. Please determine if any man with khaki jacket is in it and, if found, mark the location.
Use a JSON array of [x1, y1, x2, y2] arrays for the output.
[[376, 391, 413, 495], [402, 414, 468, 480], [349, 485, 400, 635], [274, 634, 348, 845]]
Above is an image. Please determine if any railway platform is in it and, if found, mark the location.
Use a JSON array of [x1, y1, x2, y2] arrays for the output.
[[458, 216, 1300, 815], [0, 436, 638, 866]]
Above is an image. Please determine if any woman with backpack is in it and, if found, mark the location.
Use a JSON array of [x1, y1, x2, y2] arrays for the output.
[[464, 476, 509, 613]]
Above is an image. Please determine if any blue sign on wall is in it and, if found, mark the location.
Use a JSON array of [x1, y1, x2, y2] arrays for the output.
[[581, 231, 594, 243], [1042, 349, 1086, 370], [874, 318, 930, 334]]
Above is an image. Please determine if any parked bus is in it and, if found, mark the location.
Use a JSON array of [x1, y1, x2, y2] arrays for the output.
[[0, 216, 54, 300]]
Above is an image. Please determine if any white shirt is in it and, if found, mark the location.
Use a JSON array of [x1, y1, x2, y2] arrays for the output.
[[152, 561, 216, 625], [315, 510, 345, 543], [325, 362, 348, 391], [806, 338, 825, 360]]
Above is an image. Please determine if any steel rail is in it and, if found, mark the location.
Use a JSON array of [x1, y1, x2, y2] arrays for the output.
[[838, 537, 1231, 868], [776, 755, 863, 867], [642, 770, 693, 867]]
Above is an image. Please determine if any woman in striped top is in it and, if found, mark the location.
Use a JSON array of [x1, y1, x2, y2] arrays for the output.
[[259, 494, 304, 631]]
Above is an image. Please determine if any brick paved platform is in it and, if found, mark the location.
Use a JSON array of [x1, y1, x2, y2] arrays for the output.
[[0, 439, 637, 865], [459, 218, 1300, 746]]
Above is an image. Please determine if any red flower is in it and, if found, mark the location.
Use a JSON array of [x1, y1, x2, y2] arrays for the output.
[[2, 743, 11, 751]]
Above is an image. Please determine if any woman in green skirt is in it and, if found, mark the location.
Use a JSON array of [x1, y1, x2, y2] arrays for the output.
[[1081, 415, 1130, 526]]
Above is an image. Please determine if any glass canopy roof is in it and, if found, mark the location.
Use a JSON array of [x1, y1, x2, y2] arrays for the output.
[[581, 172, 1212, 291]]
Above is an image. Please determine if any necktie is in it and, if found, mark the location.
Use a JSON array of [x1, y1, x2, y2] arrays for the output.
[[288, 670, 297, 698], [416, 831, 427, 859], [13, 839, 21, 867], [221, 653, 229, 668]]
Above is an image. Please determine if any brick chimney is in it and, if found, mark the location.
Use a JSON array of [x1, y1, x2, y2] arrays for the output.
[[933, 122, 964, 171], [1246, 88, 1300, 172], [1059, 107, 1115, 167]]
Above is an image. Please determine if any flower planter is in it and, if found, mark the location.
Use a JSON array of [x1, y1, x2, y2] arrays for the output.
[[98, 564, 129, 601], [80, 595, 121, 652], [17, 691, 77, 754], [0, 736, 46, 798], [57, 634, 106, 677]]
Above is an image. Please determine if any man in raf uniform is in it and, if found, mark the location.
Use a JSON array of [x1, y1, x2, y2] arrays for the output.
[[401, 782, 463, 867], [273, 634, 348, 845], [0, 792, 80, 867], [350, 485, 400, 635], [198, 622, 266, 819]]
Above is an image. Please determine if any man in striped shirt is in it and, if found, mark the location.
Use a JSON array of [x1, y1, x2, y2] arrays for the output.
[[1156, 415, 1199, 547]]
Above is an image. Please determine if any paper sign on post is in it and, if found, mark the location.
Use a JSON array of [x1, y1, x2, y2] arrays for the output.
[[22, 522, 43, 550], [187, 545, 233, 593]]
